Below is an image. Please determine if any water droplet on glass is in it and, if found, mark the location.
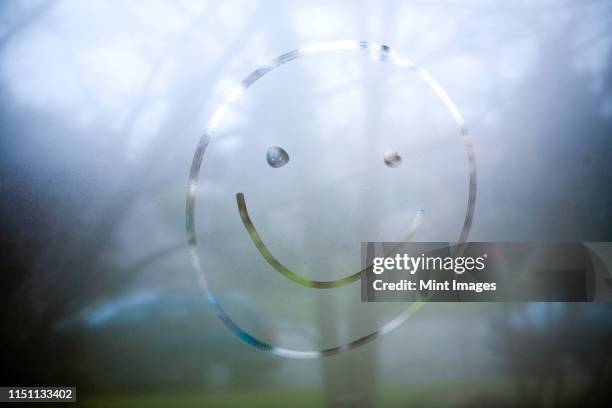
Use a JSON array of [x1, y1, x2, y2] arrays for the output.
[[383, 150, 402, 168], [266, 146, 290, 168]]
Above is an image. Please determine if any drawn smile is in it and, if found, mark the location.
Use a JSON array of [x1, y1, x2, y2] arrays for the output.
[[236, 191, 422, 289]]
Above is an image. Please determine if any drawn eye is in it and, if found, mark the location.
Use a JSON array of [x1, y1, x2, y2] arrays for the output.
[[266, 146, 290, 168], [383, 150, 402, 168]]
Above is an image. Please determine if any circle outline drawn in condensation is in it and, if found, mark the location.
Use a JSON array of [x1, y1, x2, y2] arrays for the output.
[[186, 40, 477, 359]]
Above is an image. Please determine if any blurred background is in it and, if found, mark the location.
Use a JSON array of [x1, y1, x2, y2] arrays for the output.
[[1, 0, 612, 407]]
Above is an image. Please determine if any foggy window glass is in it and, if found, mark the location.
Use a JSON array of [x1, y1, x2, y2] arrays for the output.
[[1, 0, 612, 406]]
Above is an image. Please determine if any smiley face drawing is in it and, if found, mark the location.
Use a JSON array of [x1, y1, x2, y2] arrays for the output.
[[186, 41, 476, 358]]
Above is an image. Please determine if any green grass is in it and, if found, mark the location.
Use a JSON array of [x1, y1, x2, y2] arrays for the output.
[[80, 381, 514, 408], [81, 389, 324, 408]]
